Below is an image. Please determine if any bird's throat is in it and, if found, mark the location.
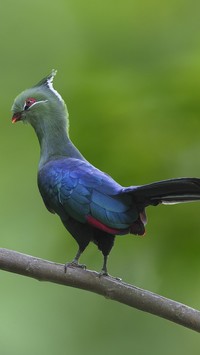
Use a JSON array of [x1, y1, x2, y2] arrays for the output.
[[33, 116, 85, 169]]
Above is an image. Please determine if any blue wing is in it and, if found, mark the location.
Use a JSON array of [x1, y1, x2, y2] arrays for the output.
[[38, 158, 138, 233]]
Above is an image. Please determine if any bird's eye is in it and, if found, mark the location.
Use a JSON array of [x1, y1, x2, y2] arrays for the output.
[[24, 97, 37, 111]]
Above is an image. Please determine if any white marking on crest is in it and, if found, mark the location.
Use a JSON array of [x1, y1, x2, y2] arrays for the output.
[[47, 69, 63, 102]]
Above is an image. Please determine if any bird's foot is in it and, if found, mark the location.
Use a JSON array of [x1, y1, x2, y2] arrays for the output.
[[98, 269, 109, 277], [98, 269, 122, 281], [64, 261, 86, 273], [98, 256, 110, 277]]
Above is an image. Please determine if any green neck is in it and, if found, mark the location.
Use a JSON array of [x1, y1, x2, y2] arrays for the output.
[[31, 110, 85, 169]]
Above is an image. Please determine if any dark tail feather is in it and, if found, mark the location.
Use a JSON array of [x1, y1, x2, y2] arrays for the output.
[[121, 178, 200, 207]]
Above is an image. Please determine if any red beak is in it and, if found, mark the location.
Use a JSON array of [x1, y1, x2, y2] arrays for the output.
[[12, 112, 22, 123]]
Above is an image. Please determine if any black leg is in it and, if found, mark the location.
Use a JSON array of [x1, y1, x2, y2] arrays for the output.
[[99, 254, 122, 281], [93, 230, 115, 276], [72, 248, 82, 264], [61, 217, 92, 273], [99, 255, 109, 276]]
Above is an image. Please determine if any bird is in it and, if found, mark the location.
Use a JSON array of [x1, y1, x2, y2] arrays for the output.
[[11, 70, 200, 275]]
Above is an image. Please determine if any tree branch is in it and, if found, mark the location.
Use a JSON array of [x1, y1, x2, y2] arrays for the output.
[[0, 248, 199, 332]]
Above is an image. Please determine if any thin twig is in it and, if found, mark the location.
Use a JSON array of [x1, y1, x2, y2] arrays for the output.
[[0, 248, 199, 332]]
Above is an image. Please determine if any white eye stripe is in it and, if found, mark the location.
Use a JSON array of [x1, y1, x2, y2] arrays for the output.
[[24, 100, 48, 110], [30, 100, 48, 108]]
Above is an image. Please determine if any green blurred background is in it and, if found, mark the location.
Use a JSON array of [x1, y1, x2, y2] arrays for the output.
[[1, 0, 200, 353]]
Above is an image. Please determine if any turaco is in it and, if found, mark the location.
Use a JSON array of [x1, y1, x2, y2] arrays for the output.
[[11, 70, 200, 274]]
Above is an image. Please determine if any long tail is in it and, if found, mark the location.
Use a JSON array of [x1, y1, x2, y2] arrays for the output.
[[121, 178, 200, 207]]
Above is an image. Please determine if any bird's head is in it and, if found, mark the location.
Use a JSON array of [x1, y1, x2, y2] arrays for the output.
[[11, 70, 68, 128]]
